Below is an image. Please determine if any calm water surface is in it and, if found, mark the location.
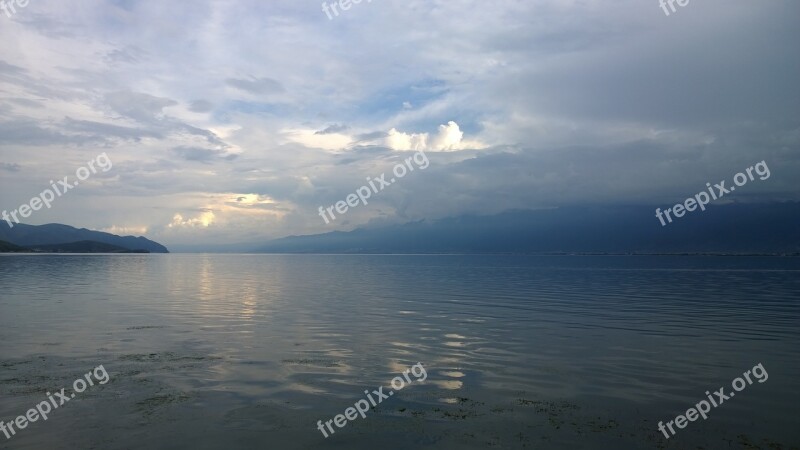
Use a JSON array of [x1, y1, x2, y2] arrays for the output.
[[0, 255, 798, 449]]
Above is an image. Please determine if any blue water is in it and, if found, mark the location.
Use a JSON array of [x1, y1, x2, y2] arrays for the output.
[[0, 255, 798, 449]]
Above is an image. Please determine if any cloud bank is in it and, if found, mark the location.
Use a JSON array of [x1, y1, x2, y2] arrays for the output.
[[0, 0, 797, 247]]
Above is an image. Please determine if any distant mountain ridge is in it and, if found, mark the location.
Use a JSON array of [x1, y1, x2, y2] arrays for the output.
[[0, 240, 27, 252], [0, 223, 169, 253], [256, 203, 800, 254], [23, 240, 151, 253]]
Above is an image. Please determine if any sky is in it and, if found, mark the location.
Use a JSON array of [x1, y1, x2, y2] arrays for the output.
[[0, 0, 798, 248]]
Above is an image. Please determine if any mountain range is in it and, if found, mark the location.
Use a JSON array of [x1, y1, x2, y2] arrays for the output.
[[2, 202, 798, 254], [0, 223, 169, 253], [255, 202, 800, 254]]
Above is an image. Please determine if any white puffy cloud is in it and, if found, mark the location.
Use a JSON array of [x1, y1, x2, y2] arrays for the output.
[[169, 211, 215, 228], [384, 121, 484, 152]]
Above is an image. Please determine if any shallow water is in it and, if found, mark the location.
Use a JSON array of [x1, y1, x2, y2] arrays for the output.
[[0, 255, 798, 449]]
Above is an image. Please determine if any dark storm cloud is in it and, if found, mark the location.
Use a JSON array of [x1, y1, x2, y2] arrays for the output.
[[0, 0, 796, 246], [225, 77, 285, 95], [0, 119, 105, 146], [105, 91, 178, 123], [172, 146, 238, 163], [315, 124, 349, 135], [103, 47, 146, 65], [1, 163, 21, 172], [63, 118, 162, 141], [189, 100, 214, 113]]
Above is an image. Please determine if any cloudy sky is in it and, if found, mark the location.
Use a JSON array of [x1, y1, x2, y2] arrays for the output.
[[1, 0, 798, 248]]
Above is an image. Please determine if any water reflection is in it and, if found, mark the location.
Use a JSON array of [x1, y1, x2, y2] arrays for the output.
[[0, 255, 797, 449]]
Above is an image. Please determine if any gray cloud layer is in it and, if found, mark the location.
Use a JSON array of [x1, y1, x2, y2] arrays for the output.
[[0, 0, 797, 246]]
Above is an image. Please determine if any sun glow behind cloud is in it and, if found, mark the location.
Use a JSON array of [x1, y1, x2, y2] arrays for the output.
[[169, 211, 216, 228]]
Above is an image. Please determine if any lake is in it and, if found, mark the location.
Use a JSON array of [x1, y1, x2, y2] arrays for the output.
[[0, 255, 798, 449]]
